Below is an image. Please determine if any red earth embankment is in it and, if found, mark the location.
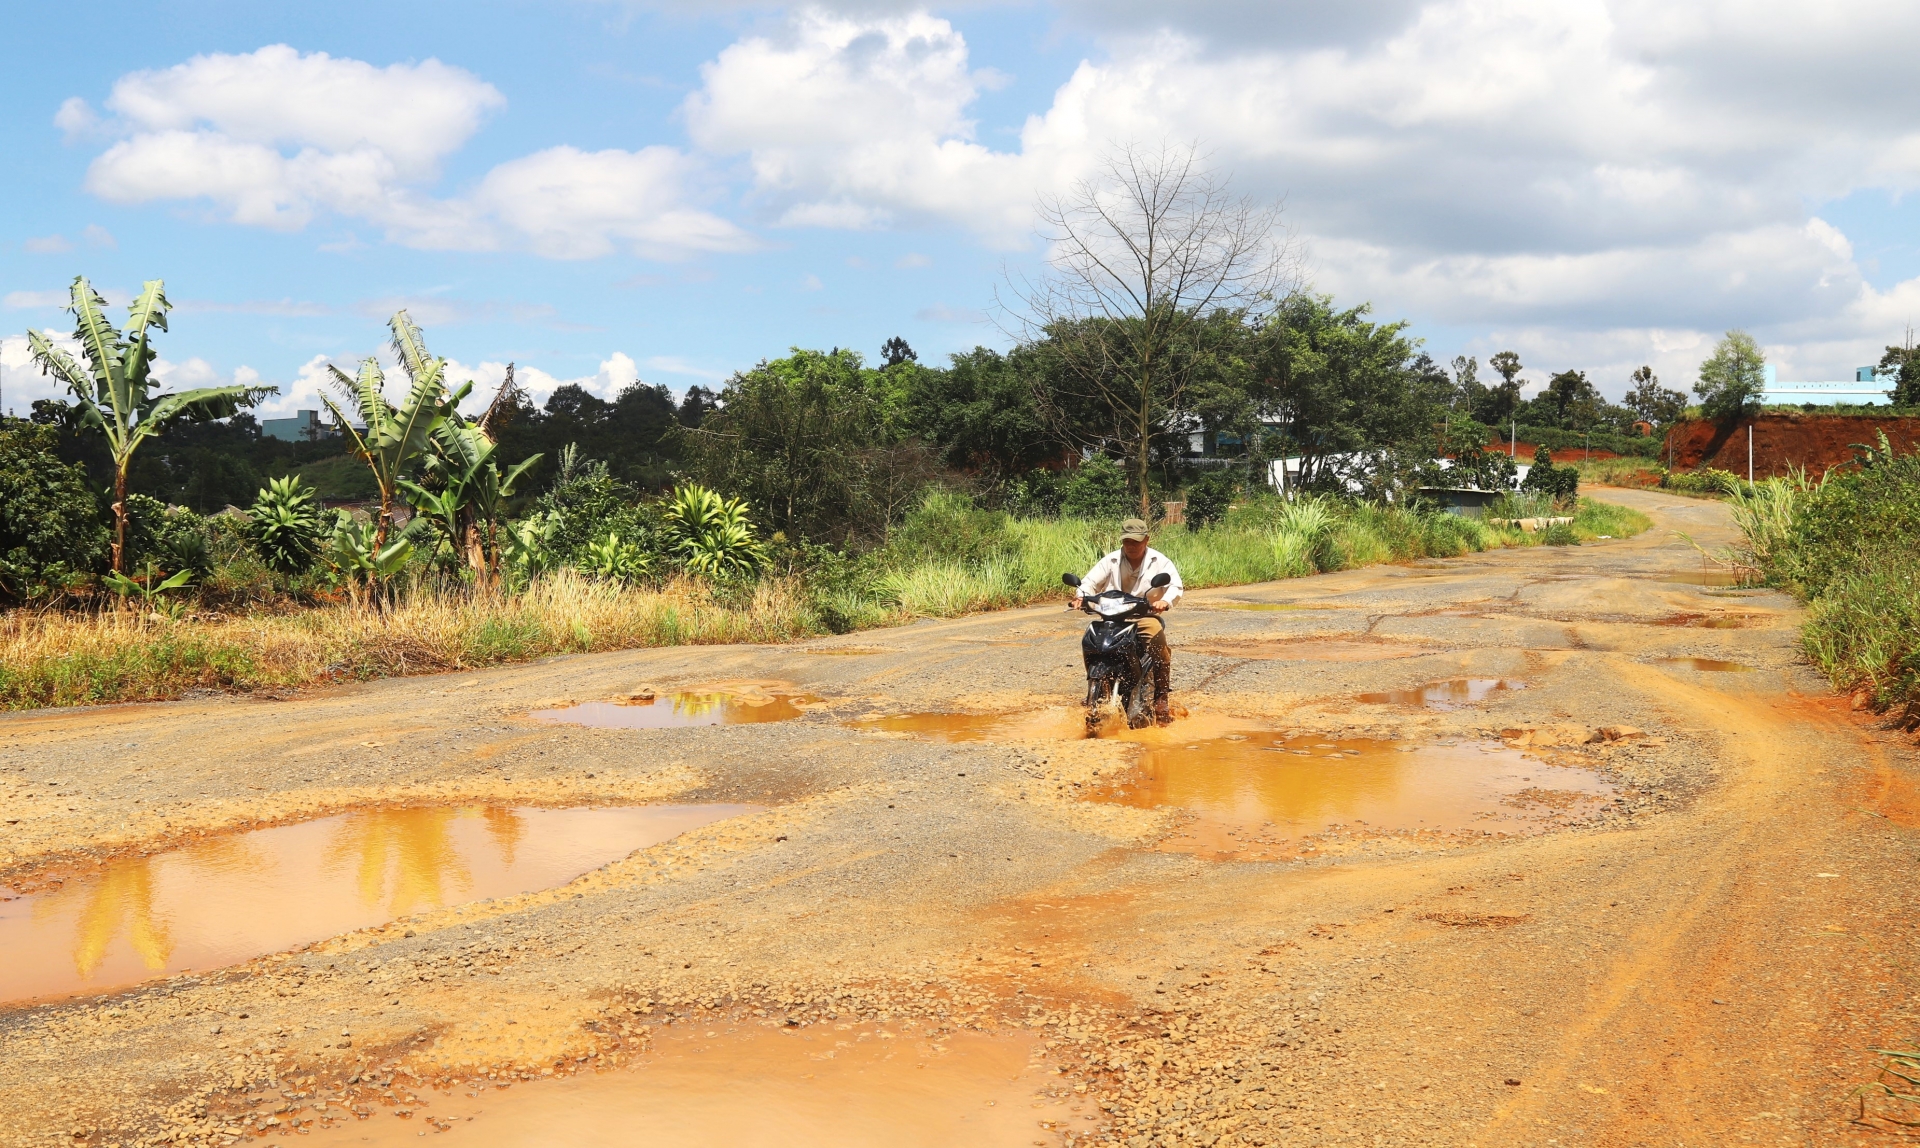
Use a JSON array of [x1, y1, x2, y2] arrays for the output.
[[1663, 414, 1920, 478]]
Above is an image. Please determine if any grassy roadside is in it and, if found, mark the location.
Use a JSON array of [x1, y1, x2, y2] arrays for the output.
[[0, 497, 1649, 711], [1718, 457, 1920, 724]]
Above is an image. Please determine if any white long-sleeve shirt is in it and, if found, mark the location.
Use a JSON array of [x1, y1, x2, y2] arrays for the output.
[[1079, 546, 1184, 609]]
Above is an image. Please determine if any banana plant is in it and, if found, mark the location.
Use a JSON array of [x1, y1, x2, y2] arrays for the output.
[[103, 562, 194, 617], [319, 310, 448, 552], [402, 408, 540, 582], [321, 511, 414, 607], [26, 277, 275, 572], [502, 510, 561, 592]]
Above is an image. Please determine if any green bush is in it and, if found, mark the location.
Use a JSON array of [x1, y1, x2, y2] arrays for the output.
[[1519, 445, 1578, 502], [125, 495, 214, 579], [1183, 471, 1239, 531], [1783, 448, 1920, 599], [885, 489, 1012, 568], [1058, 456, 1134, 521], [0, 422, 107, 601]]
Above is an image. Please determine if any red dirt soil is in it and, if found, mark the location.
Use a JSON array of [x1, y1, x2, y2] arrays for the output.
[[1663, 414, 1920, 477]]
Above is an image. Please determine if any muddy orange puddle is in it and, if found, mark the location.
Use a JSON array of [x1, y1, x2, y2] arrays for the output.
[[852, 710, 1087, 742], [1356, 678, 1525, 708], [1088, 737, 1615, 860], [1657, 657, 1754, 672], [1664, 570, 1743, 586], [0, 804, 751, 1005], [304, 1020, 1074, 1148], [532, 691, 811, 729]]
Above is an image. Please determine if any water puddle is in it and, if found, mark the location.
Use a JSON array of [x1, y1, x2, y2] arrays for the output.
[[1664, 571, 1744, 587], [0, 803, 752, 1005], [852, 710, 1084, 743], [1650, 614, 1760, 629], [1182, 639, 1432, 662], [1355, 678, 1525, 708], [1657, 657, 1754, 672], [1086, 736, 1615, 860], [532, 691, 812, 729], [302, 1019, 1073, 1148]]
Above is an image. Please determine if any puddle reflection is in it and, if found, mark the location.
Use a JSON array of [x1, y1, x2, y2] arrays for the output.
[[0, 803, 752, 1005], [533, 692, 812, 730], [1088, 736, 1615, 860], [1355, 678, 1524, 708]]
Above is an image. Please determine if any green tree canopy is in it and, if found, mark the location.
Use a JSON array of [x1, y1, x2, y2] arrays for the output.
[[1694, 330, 1767, 420]]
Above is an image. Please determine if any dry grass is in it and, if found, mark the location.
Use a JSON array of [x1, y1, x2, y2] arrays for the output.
[[0, 572, 817, 711]]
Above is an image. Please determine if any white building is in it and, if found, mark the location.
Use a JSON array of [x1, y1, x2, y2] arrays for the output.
[[1758, 364, 1895, 405]]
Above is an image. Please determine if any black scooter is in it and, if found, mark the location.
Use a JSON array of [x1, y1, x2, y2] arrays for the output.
[[1062, 570, 1172, 733]]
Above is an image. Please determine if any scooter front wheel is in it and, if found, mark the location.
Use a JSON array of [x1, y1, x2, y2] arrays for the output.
[[1124, 670, 1155, 730]]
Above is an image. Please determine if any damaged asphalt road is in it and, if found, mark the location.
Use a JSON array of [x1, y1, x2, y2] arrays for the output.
[[2, 486, 1916, 1147]]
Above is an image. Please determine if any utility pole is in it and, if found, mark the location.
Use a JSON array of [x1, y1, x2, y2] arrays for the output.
[[1511, 420, 1517, 459], [1747, 423, 1754, 486]]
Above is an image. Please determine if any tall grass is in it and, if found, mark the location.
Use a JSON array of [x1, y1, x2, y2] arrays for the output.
[[1, 495, 1653, 711], [1719, 455, 1920, 723], [868, 494, 1647, 621], [0, 572, 815, 710]]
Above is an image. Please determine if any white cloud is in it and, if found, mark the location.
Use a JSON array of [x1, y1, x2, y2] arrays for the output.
[[76, 45, 750, 260], [684, 9, 1048, 245], [800, 273, 824, 291], [54, 96, 100, 141], [643, 355, 729, 381], [676, 2, 1920, 384], [23, 235, 71, 254], [81, 224, 117, 249], [894, 251, 932, 268]]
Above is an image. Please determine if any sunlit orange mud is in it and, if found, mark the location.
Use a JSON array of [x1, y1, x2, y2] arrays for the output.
[[0, 804, 752, 1005], [851, 709, 1089, 743], [1355, 678, 1525, 708], [531, 691, 812, 729], [1087, 736, 1616, 860], [1656, 657, 1754, 672], [304, 1020, 1073, 1148]]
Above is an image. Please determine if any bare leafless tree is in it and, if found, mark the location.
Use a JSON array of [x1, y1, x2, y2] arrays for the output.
[[1005, 142, 1294, 514]]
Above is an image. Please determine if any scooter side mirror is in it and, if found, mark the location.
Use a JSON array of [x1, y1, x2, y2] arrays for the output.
[[1150, 572, 1172, 588], [1061, 572, 1081, 587]]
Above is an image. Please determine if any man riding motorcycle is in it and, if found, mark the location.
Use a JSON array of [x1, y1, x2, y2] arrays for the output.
[[1069, 517, 1184, 726]]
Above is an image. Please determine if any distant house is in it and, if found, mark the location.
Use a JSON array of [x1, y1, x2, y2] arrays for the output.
[[260, 410, 337, 443], [1758, 364, 1895, 405]]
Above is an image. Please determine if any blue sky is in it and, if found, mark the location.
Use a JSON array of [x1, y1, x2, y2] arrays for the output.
[[6, 0, 1920, 420]]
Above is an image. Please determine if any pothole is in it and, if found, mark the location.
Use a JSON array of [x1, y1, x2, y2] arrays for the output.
[[1663, 571, 1744, 587], [1086, 736, 1616, 861], [300, 1019, 1073, 1147], [851, 710, 1085, 743], [1181, 639, 1432, 662], [1656, 657, 1754, 672], [1355, 678, 1526, 708], [1649, 614, 1762, 628], [0, 803, 754, 1006], [532, 691, 814, 729]]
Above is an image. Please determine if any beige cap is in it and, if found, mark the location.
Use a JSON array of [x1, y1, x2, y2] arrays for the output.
[[1121, 517, 1151, 541]]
